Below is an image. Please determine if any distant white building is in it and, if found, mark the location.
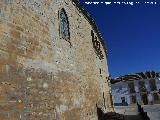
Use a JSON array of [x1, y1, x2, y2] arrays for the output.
[[111, 71, 160, 106]]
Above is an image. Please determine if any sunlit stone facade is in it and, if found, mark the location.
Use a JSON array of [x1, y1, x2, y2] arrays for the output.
[[0, 0, 113, 119]]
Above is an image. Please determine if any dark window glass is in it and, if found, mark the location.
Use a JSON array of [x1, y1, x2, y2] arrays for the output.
[[60, 8, 70, 41], [121, 97, 125, 103]]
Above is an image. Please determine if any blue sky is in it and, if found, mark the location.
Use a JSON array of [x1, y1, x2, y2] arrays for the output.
[[79, 0, 160, 77]]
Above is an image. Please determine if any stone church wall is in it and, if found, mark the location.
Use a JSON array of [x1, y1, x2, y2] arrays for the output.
[[0, 0, 112, 119]]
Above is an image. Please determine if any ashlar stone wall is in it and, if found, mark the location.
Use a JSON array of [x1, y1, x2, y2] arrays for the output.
[[0, 0, 113, 119]]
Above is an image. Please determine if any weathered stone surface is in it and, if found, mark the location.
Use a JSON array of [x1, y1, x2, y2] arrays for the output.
[[0, 0, 113, 119]]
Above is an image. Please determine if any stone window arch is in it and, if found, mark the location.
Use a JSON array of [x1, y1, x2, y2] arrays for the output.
[[59, 8, 70, 42], [91, 30, 104, 60]]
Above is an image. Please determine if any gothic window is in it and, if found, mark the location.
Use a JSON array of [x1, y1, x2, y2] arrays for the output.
[[91, 30, 104, 60], [60, 8, 70, 41]]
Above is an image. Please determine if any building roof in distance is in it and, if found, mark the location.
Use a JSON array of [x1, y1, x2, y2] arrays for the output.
[[111, 71, 160, 84]]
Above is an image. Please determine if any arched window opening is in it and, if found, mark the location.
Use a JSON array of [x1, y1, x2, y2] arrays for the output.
[[60, 8, 70, 44]]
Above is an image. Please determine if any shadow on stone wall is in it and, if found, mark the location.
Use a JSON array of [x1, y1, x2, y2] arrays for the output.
[[96, 104, 124, 120], [96, 104, 104, 120]]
